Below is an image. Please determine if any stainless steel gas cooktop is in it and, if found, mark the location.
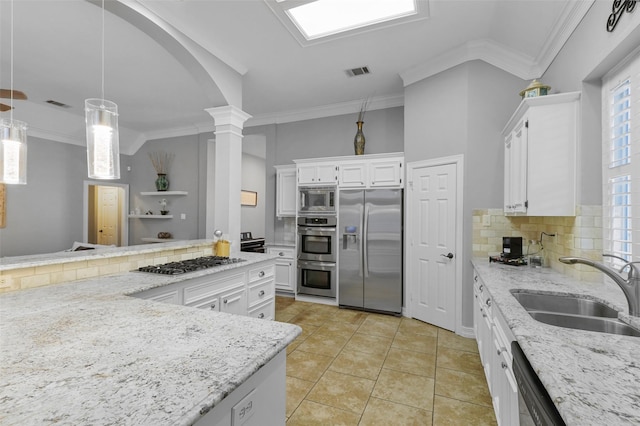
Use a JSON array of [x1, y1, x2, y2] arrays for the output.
[[137, 256, 245, 275]]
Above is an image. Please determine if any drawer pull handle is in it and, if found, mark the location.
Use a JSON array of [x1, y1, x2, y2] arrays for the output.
[[210, 303, 216, 310], [224, 296, 242, 305], [474, 275, 478, 282], [258, 290, 265, 297], [501, 361, 508, 369], [279, 252, 285, 256], [479, 284, 483, 292], [258, 313, 265, 319], [259, 271, 265, 277], [485, 299, 491, 307]]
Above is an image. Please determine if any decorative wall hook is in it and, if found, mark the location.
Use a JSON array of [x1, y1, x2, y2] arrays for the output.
[[607, 0, 637, 32]]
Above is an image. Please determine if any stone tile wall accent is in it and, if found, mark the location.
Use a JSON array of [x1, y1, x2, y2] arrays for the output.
[[0, 244, 213, 293], [472, 206, 603, 282]]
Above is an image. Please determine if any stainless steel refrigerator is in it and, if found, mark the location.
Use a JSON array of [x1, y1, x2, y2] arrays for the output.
[[338, 189, 403, 314]]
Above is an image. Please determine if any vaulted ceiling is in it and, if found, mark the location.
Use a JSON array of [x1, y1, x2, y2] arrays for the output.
[[0, 0, 592, 154]]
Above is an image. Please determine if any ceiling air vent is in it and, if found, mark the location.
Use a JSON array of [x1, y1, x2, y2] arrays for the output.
[[346, 66, 370, 77], [46, 99, 71, 108]]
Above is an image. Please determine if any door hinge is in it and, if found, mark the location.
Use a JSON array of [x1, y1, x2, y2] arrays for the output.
[[408, 181, 413, 189], [525, 200, 528, 208], [525, 120, 529, 128]]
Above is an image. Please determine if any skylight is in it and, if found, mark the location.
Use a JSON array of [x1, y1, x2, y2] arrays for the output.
[[266, 0, 428, 45], [286, 0, 417, 40]]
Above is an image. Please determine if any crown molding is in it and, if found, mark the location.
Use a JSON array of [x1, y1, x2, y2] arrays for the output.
[[401, 1, 593, 86], [245, 93, 404, 127]]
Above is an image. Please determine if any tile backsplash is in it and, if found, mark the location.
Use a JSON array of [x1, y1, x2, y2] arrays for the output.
[[472, 205, 603, 282]]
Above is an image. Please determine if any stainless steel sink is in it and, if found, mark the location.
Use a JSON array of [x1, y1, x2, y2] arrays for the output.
[[511, 290, 640, 337], [510, 291, 619, 318], [528, 311, 640, 337]]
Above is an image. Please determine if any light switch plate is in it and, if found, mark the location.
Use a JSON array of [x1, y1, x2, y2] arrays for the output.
[[181, 213, 186, 220]]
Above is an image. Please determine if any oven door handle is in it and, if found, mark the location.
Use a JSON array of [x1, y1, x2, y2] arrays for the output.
[[299, 227, 336, 232], [297, 260, 335, 269]]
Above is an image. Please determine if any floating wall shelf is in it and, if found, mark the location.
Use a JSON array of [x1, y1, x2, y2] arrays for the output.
[[140, 191, 188, 196], [128, 214, 173, 219]]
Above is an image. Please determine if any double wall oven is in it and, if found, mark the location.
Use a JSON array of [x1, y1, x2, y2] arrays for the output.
[[297, 215, 337, 298]]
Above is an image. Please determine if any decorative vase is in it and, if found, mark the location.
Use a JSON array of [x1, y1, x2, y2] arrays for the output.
[[155, 173, 169, 191], [354, 121, 365, 155]]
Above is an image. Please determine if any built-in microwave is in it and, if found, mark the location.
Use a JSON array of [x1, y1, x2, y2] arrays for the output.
[[299, 186, 336, 215]]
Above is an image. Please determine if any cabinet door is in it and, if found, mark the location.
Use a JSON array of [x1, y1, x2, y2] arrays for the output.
[[297, 165, 317, 184], [277, 168, 297, 217], [504, 134, 513, 213], [339, 163, 367, 187], [315, 164, 337, 184], [369, 159, 403, 187], [220, 286, 247, 316], [510, 120, 528, 213], [274, 259, 294, 292]]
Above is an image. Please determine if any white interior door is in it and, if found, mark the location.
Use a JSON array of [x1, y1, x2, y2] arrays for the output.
[[408, 160, 459, 331], [97, 186, 119, 246]]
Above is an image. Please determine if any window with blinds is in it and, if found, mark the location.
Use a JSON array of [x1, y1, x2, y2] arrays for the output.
[[603, 52, 639, 267]]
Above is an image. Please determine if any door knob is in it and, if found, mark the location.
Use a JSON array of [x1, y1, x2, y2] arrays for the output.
[[441, 252, 454, 259]]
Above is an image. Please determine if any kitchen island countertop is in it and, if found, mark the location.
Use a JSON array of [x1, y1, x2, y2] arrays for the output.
[[0, 251, 300, 425], [472, 259, 640, 425]]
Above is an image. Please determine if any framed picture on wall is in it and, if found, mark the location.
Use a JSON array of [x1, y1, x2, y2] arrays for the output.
[[241, 190, 257, 206]]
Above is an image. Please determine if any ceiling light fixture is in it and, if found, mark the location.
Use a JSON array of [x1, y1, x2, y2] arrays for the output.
[[85, 0, 120, 180], [0, 0, 28, 185]]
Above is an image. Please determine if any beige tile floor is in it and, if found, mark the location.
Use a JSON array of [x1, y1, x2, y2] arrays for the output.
[[275, 296, 497, 426]]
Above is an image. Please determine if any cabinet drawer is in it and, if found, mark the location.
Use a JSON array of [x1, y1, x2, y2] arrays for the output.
[[266, 247, 295, 259], [248, 279, 274, 307], [248, 299, 275, 321], [188, 294, 221, 312], [248, 264, 274, 283], [219, 286, 247, 316], [183, 272, 245, 306]]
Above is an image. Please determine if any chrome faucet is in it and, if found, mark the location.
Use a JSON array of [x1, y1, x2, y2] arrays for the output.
[[559, 255, 640, 317]]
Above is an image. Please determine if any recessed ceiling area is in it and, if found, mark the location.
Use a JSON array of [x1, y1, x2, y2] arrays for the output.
[[266, 0, 429, 43], [0, 0, 592, 154]]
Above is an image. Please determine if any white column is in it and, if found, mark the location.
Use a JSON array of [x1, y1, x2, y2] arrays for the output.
[[205, 105, 252, 254]]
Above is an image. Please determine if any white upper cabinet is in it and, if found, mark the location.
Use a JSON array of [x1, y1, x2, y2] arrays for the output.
[[502, 92, 579, 216], [275, 165, 296, 217], [338, 154, 404, 188], [297, 163, 337, 185]]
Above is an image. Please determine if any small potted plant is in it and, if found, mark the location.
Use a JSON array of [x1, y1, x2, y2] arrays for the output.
[[159, 198, 169, 215]]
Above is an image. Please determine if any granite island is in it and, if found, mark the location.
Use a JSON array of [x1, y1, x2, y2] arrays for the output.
[[0, 242, 301, 425], [472, 259, 640, 425]]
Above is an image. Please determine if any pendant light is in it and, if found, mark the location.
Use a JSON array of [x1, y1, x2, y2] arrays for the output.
[[85, 0, 120, 180], [0, 0, 28, 185]]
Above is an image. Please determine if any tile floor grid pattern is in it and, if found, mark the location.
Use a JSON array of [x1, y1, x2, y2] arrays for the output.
[[276, 296, 498, 426]]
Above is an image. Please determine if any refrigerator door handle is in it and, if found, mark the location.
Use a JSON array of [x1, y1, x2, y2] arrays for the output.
[[363, 204, 370, 278]]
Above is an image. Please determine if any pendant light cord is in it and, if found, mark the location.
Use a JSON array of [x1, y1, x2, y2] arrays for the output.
[[101, 0, 105, 102], [9, 0, 15, 122]]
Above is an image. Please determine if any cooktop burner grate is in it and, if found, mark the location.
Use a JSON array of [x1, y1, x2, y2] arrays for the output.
[[138, 256, 246, 275]]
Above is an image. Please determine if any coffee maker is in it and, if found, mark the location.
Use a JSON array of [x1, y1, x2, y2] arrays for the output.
[[489, 236, 526, 265]]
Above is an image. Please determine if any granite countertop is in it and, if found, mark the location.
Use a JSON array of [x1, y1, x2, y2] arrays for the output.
[[0, 239, 218, 271], [472, 259, 640, 425], [0, 252, 301, 425]]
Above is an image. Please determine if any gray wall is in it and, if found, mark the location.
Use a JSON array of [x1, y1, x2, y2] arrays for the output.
[[241, 153, 266, 238], [0, 136, 130, 257], [246, 106, 405, 243], [404, 60, 526, 330], [128, 135, 203, 245]]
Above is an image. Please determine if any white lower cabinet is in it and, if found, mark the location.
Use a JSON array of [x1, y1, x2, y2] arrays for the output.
[[134, 260, 275, 319], [473, 269, 519, 426], [194, 350, 287, 426], [266, 246, 296, 293]]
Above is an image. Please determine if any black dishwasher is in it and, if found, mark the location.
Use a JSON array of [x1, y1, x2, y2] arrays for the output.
[[511, 341, 566, 426]]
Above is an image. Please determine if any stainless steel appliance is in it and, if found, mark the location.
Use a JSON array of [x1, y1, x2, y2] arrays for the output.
[[298, 186, 336, 215], [511, 341, 565, 426], [297, 259, 337, 298], [240, 232, 265, 253], [338, 189, 403, 314], [138, 256, 245, 275], [297, 216, 337, 262], [297, 216, 337, 297]]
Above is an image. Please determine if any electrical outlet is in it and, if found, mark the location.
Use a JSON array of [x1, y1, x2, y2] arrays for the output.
[[0, 276, 13, 289], [482, 215, 491, 227]]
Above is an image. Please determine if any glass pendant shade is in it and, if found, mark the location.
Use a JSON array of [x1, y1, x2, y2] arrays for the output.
[[0, 118, 28, 185], [85, 98, 120, 179]]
